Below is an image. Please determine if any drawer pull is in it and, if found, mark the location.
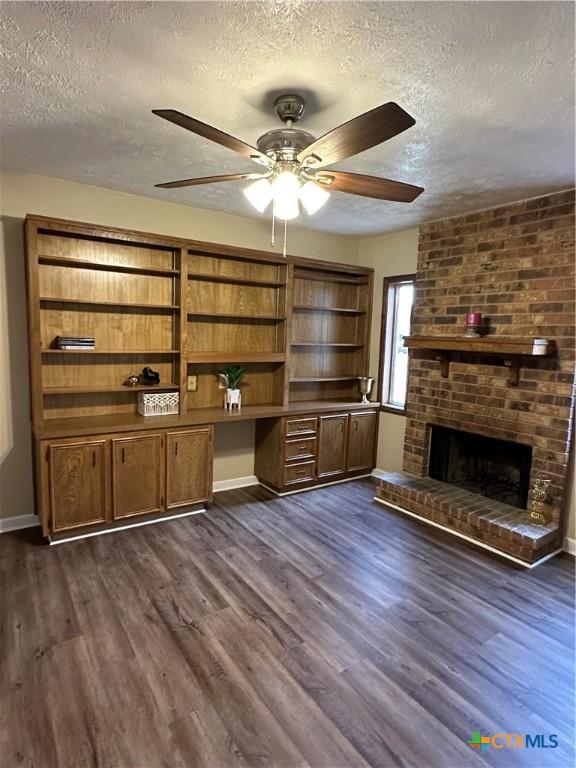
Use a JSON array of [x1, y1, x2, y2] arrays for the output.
[[296, 468, 307, 475], [175, 441, 179, 457], [296, 444, 308, 451], [121, 447, 126, 464], [92, 451, 96, 468]]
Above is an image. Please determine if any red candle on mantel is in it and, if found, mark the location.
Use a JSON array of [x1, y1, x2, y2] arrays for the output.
[[466, 312, 482, 327]]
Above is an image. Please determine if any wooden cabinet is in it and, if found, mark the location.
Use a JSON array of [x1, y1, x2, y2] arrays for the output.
[[166, 427, 212, 509], [40, 424, 213, 537], [317, 414, 348, 479], [347, 412, 377, 471], [47, 439, 108, 532], [255, 408, 377, 494], [112, 434, 164, 519]]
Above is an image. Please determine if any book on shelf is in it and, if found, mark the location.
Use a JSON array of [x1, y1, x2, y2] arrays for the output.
[[53, 335, 96, 349]]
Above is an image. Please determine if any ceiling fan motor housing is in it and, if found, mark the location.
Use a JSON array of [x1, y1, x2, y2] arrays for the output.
[[257, 128, 316, 161]]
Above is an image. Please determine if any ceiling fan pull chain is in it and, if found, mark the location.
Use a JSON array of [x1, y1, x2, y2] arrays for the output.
[[271, 209, 275, 247], [283, 218, 287, 259]]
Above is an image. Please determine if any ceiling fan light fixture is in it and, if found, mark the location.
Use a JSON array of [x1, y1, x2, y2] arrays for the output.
[[273, 196, 299, 221], [300, 180, 331, 215], [271, 169, 301, 220], [243, 178, 273, 213]]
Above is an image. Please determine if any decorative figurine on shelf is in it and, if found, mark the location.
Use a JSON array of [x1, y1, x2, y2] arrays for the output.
[[125, 375, 140, 387], [528, 477, 551, 525], [219, 365, 246, 410], [358, 376, 374, 404], [141, 367, 161, 385], [465, 312, 483, 338]]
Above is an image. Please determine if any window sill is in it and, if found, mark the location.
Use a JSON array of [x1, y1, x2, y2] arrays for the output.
[[379, 404, 407, 416]]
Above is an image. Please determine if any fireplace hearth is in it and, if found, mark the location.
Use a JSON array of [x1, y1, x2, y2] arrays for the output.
[[428, 425, 532, 509]]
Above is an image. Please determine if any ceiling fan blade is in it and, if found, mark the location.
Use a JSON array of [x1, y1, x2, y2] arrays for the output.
[[152, 109, 270, 166], [155, 173, 260, 189], [298, 102, 415, 168], [316, 171, 424, 202]]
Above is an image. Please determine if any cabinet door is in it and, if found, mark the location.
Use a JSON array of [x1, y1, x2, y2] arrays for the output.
[[166, 427, 212, 509], [112, 434, 164, 519], [48, 440, 108, 532], [347, 412, 377, 471], [317, 414, 348, 479]]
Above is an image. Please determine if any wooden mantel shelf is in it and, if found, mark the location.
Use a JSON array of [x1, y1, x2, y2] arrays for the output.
[[403, 335, 554, 386]]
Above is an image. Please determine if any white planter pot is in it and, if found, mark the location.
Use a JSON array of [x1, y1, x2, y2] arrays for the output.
[[224, 388, 242, 410]]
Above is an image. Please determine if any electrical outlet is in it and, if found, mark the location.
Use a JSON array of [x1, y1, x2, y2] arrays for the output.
[[187, 375, 197, 392], [218, 374, 227, 390]]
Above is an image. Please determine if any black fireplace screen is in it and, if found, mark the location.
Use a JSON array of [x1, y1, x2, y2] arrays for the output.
[[428, 425, 532, 509]]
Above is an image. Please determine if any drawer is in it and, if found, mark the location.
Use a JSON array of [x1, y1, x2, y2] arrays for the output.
[[285, 417, 318, 437], [285, 436, 317, 461], [284, 460, 316, 485]]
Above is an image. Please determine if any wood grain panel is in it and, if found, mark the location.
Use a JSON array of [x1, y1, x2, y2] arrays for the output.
[[347, 412, 377, 472], [290, 348, 360, 378], [189, 252, 280, 282], [317, 414, 348, 478], [38, 232, 175, 271], [293, 277, 359, 310], [285, 437, 317, 461], [187, 281, 279, 318], [40, 308, 174, 351], [112, 434, 164, 519], [187, 317, 281, 354], [48, 439, 108, 531], [284, 460, 316, 485], [292, 311, 360, 344], [166, 427, 213, 509], [41, 357, 175, 389], [39, 265, 174, 306], [185, 363, 285, 409]]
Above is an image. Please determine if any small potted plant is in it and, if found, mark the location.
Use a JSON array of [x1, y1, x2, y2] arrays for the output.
[[219, 365, 247, 410]]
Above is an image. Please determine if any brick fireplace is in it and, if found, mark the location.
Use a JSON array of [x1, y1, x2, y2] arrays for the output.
[[375, 189, 575, 564]]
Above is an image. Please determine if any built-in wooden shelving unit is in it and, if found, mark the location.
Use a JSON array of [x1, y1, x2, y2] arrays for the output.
[[289, 259, 373, 403], [26, 216, 374, 429]]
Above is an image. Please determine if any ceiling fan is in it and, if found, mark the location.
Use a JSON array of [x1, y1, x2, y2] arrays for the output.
[[152, 93, 423, 221]]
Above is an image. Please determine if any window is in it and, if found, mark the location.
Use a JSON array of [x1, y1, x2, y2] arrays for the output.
[[379, 274, 415, 413]]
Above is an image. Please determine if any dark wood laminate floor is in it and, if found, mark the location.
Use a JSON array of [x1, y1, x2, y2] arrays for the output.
[[1, 480, 574, 768]]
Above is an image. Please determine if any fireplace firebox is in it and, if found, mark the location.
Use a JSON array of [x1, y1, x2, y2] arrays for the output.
[[428, 425, 532, 509]]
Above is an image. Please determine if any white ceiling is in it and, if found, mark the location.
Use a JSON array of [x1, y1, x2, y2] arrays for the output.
[[1, 1, 574, 236]]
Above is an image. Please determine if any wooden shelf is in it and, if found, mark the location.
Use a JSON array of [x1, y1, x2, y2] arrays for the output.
[[292, 305, 365, 315], [39, 255, 178, 277], [289, 376, 360, 383], [43, 384, 180, 395], [36, 400, 380, 439], [42, 349, 180, 355], [40, 297, 180, 312], [403, 335, 555, 386], [188, 273, 285, 288], [187, 352, 286, 364], [403, 335, 553, 356], [187, 311, 285, 322], [292, 342, 363, 348], [294, 272, 369, 286]]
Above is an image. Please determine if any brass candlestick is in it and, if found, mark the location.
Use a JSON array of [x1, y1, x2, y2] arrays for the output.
[[528, 478, 551, 525]]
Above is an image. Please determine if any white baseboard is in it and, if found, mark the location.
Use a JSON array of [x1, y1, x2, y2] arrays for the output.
[[0, 513, 40, 533], [212, 475, 259, 493], [563, 536, 576, 555]]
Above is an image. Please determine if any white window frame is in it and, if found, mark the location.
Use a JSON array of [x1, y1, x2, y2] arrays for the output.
[[379, 275, 415, 413]]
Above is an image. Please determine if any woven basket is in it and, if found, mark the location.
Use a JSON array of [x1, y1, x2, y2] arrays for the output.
[[137, 391, 179, 417]]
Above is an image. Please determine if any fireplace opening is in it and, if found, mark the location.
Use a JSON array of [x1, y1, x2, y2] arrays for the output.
[[428, 425, 532, 509]]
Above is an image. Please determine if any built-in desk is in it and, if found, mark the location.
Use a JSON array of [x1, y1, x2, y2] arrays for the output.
[[35, 401, 379, 540]]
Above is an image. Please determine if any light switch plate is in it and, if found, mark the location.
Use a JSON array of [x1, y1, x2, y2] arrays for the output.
[[187, 375, 197, 392]]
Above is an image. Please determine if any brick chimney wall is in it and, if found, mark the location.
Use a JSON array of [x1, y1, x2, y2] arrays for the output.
[[404, 189, 575, 523]]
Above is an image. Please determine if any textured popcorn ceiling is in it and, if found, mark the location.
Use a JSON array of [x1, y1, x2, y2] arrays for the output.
[[1, 1, 574, 235]]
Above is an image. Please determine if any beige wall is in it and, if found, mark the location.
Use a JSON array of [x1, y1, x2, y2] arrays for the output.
[[1, 173, 573, 545], [356, 228, 419, 473], [0, 172, 357, 520]]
